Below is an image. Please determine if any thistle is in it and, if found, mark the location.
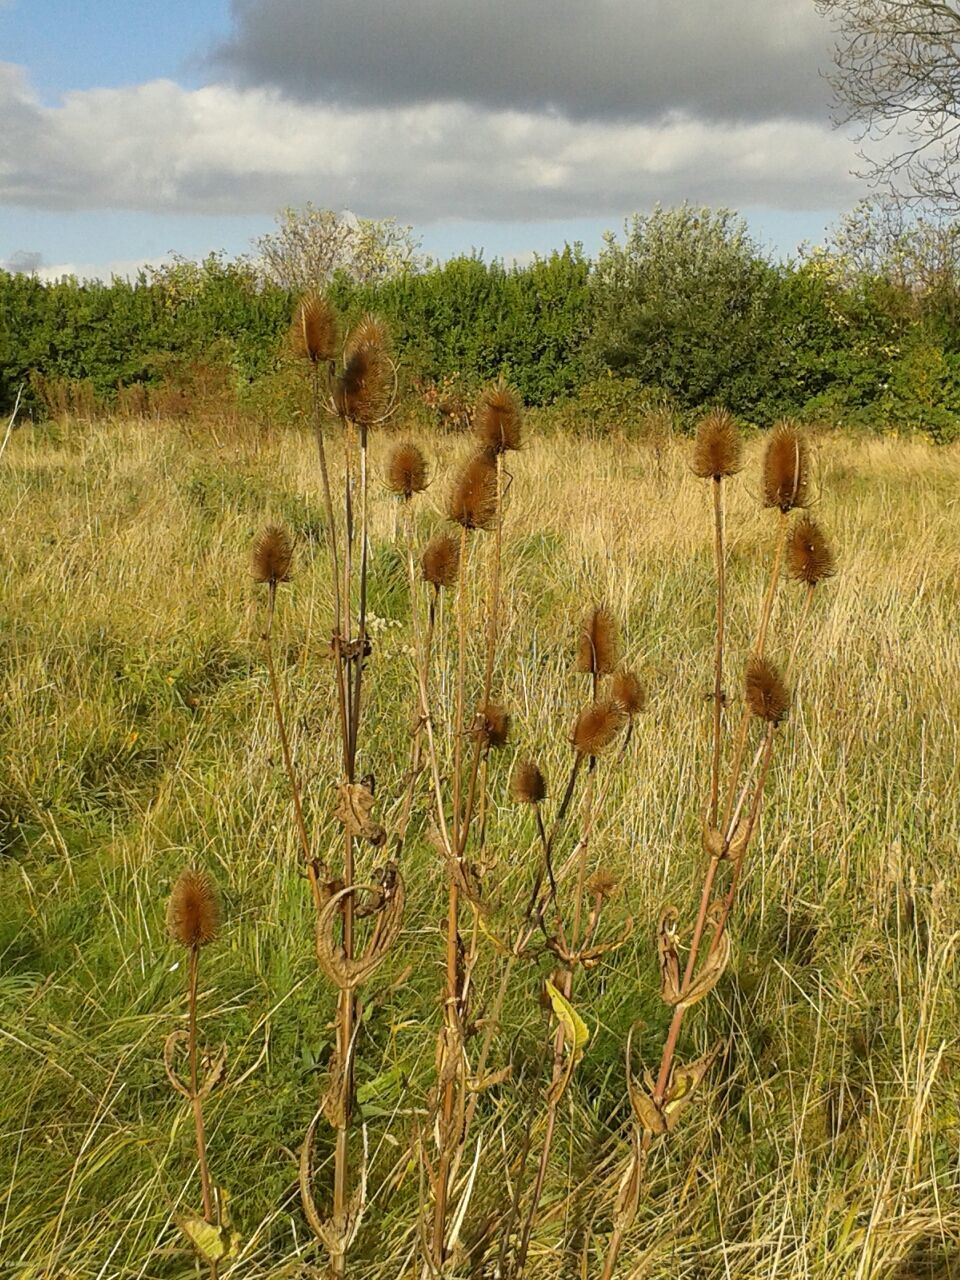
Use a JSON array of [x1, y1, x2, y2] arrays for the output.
[[290, 292, 339, 365], [786, 514, 836, 586], [385, 440, 428, 499], [763, 420, 809, 513], [251, 525, 293, 586], [691, 408, 743, 480], [474, 378, 522, 454], [576, 606, 620, 681], [334, 314, 392, 425], [447, 451, 498, 531], [745, 657, 790, 725], [421, 532, 460, 591], [511, 759, 546, 805], [572, 700, 625, 756]]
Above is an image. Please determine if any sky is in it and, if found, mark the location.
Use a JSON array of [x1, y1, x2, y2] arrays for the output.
[[0, 0, 868, 280]]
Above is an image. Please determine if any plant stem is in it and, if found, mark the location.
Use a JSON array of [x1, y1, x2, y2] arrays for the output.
[[709, 476, 726, 828], [187, 946, 216, 1235]]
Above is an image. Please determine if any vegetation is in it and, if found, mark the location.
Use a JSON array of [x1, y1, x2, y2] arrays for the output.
[[7, 200, 960, 438], [1, 367, 958, 1276]]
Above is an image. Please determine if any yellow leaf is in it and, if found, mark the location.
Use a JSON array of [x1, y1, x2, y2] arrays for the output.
[[544, 979, 589, 1052], [179, 1211, 239, 1263]]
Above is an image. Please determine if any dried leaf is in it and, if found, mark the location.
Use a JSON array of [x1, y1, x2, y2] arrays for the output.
[[675, 929, 731, 1011], [315, 874, 405, 991], [663, 1043, 721, 1131], [334, 782, 386, 845], [179, 1211, 240, 1264], [625, 1024, 668, 1137], [657, 907, 682, 1005]]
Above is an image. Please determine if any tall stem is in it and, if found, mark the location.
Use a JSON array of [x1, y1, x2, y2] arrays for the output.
[[709, 477, 726, 827], [188, 946, 215, 1230]]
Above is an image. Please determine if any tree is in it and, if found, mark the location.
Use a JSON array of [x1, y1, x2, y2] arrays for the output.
[[254, 205, 420, 290], [818, 0, 960, 209]]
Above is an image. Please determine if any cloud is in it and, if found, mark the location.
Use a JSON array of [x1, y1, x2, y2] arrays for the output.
[[214, 0, 833, 124], [2, 248, 43, 273], [0, 61, 861, 224]]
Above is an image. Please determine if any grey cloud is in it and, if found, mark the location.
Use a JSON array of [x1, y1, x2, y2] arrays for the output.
[[2, 249, 43, 273], [214, 0, 834, 124]]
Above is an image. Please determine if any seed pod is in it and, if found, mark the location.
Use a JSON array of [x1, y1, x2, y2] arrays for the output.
[[421, 532, 460, 589], [762, 421, 809, 513], [577, 606, 619, 677], [786, 514, 836, 586], [572, 700, 625, 755], [691, 409, 742, 479], [745, 657, 790, 725], [167, 869, 220, 949], [251, 525, 293, 585], [511, 759, 546, 804], [334, 314, 391, 424], [474, 379, 522, 454], [385, 441, 428, 499], [290, 292, 339, 365], [447, 452, 497, 531], [611, 669, 646, 716], [477, 701, 510, 749]]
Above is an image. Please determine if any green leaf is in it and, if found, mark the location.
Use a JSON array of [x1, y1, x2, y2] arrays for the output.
[[544, 979, 590, 1052], [179, 1210, 240, 1263]]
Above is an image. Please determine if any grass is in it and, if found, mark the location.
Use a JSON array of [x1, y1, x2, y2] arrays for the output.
[[0, 416, 959, 1279]]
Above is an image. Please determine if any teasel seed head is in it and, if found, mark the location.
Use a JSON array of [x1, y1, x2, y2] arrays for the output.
[[576, 605, 620, 677], [421, 532, 460, 590], [511, 759, 546, 804], [252, 524, 293, 585], [167, 868, 220, 949], [386, 440, 428, 499], [745, 657, 790, 726], [477, 701, 510, 749], [334, 314, 392, 425], [611, 668, 646, 716], [587, 868, 618, 901], [763, 421, 809, 513], [786, 514, 836, 586], [691, 408, 743, 479], [290, 292, 339, 365], [572, 699, 625, 755], [474, 379, 522, 454], [447, 452, 498, 531]]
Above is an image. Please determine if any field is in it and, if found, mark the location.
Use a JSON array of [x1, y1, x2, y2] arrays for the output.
[[0, 414, 959, 1280]]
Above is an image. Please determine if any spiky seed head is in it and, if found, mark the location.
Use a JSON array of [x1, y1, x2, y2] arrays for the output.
[[167, 868, 220, 948], [572, 700, 625, 755], [252, 525, 293, 584], [474, 379, 522, 454], [786, 514, 836, 586], [587, 868, 618, 901], [763, 421, 809, 513], [691, 408, 743, 479], [477, 701, 510, 749], [290, 292, 339, 365], [745, 657, 790, 725], [611, 669, 646, 716], [386, 441, 428, 499], [447, 452, 498, 531], [334, 314, 391, 424], [511, 759, 546, 804], [421, 533, 460, 589], [576, 606, 619, 677]]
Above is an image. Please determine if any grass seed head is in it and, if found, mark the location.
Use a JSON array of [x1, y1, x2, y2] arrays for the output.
[[290, 292, 338, 365], [691, 409, 743, 479], [611, 668, 646, 716], [745, 657, 790, 725], [572, 699, 625, 755], [167, 868, 220, 949], [447, 452, 498, 531], [763, 421, 809, 513], [421, 532, 460, 589], [386, 440, 428, 499], [786, 514, 836, 586], [334, 314, 391, 424], [577, 606, 620, 677], [474, 379, 522, 454], [511, 759, 546, 804], [477, 700, 510, 749], [252, 525, 293, 584]]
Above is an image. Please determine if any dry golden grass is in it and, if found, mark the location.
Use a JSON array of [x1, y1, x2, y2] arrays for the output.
[[0, 417, 958, 1278]]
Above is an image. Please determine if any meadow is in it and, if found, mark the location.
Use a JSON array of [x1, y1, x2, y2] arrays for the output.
[[0, 406, 958, 1280]]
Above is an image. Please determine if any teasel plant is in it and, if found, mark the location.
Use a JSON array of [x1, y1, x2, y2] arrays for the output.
[[391, 381, 524, 1276], [164, 869, 234, 1277], [253, 295, 404, 1278], [494, 607, 645, 1279], [600, 415, 836, 1279]]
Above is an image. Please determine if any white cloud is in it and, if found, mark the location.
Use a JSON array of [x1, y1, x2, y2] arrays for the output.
[[0, 61, 862, 224]]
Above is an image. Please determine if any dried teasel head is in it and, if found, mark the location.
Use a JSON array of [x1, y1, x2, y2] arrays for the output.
[[290, 292, 338, 365], [511, 759, 546, 804], [762, 421, 809, 513], [421, 532, 460, 589], [474, 379, 522, 454], [611, 669, 646, 716], [251, 524, 293, 585], [786, 514, 836, 586], [577, 605, 620, 677], [447, 452, 498, 531], [167, 868, 220, 949], [691, 408, 743, 479], [745, 657, 790, 726], [477, 701, 510, 749], [587, 868, 618, 901], [572, 700, 625, 755], [334, 314, 392, 425], [385, 440, 428, 499]]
